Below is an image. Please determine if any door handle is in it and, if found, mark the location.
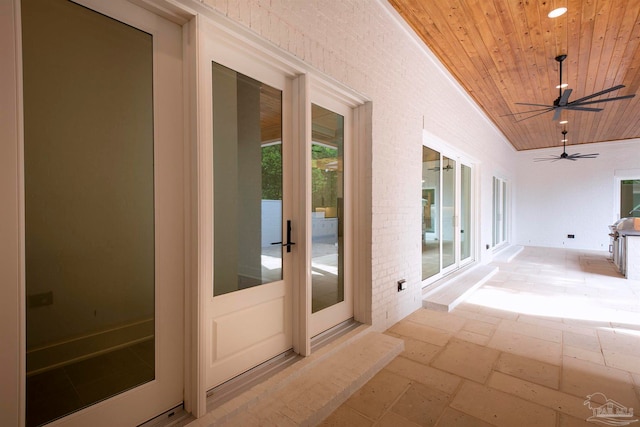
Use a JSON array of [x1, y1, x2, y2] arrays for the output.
[[271, 220, 296, 253]]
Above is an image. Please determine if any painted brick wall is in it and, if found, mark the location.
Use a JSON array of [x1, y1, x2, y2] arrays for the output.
[[199, 0, 517, 330]]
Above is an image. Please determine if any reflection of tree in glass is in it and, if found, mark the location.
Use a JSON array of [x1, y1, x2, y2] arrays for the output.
[[311, 144, 338, 211], [261, 144, 282, 200]]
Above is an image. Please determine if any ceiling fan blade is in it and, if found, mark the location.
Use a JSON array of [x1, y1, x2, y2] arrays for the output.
[[567, 153, 599, 160], [570, 84, 625, 104], [500, 107, 555, 117], [514, 108, 554, 122], [552, 108, 563, 121], [564, 106, 603, 112], [558, 88, 572, 106], [515, 102, 554, 108], [533, 155, 562, 162], [569, 94, 636, 107]]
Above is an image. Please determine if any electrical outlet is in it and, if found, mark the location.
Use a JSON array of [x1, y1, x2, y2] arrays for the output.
[[567, 234, 575, 239]]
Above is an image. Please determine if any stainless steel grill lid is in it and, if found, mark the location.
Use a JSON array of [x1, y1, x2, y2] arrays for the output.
[[616, 217, 640, 236]]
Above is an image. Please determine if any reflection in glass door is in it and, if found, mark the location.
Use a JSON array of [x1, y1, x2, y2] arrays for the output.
[[461, 164, 472, 260], [422, 147, 440, 280], [492, 177, 508, 247], [212, 62, 283, 295], [311, 104, 344, 313]]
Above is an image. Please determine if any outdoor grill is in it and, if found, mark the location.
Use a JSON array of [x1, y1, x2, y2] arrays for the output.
[[610, 217, 640, 277]]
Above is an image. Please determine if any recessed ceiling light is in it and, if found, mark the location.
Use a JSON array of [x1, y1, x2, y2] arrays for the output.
[[556, 83, 568, 89], [562, 139, 568, 142], [548, 7, 567, 18], [559, 120, 568, 124]]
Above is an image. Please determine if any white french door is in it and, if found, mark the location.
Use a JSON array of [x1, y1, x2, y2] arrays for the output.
[[21, 0, 184, 425], [200, 19, 357, 389], [309, 93, 354, 337], [199, 18, 296, 390]]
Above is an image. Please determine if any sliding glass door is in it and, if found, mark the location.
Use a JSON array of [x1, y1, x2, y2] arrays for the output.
[[492, 176, 508, 247], [422, 146, 474, 283], [422, 147, 440, 280]]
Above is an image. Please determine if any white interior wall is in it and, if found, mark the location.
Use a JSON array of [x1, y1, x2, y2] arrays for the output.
[[516, 139, 640, 251], [200, 0, 518, 329]]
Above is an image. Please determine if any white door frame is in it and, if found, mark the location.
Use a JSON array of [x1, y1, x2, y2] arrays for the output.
[[307, 85, 355, 338], [422, 130, 479, 286], [193, 7, 370, 396], [197, 14, 299, 391], [184, 11, 370, 415]]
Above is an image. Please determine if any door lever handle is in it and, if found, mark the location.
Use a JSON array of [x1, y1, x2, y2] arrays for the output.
[[271, 220, 295, 253]]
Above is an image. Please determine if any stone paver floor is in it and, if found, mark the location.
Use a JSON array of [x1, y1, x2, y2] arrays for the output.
[[319, 247, 640, 427]]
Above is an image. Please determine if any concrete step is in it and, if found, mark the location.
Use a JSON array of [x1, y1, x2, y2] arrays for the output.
[[187, 326, 403, 427], [422, 265, 499, 312], [492, 245, 524, 263]]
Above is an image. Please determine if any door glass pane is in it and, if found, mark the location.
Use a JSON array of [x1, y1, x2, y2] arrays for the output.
[[23, 1, 155, 425], [311, 104, 344, 313], [212, 63, 283, 296], [460, 164, 471, 260], [492, 177, 498, 246], [492, 177, 508, 246], [442, 156, 456, 269], [422, 147, 440, 280], [502, 181, 508, 240], [621, 180, 640, 218]]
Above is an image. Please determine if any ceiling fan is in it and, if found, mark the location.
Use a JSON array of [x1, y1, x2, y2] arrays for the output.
[[428, 159, 453, 171], [511, 54, 635, 122], [533, 129, 598, 162]]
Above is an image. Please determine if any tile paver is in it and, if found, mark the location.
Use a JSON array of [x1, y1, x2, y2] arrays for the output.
[[320, 247, 640, 427]]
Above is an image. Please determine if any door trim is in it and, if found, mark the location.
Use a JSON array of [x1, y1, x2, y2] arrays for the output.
[[421, 130, 479, 287], [0, 1, 24, 425], [194, 9, 371, 374], [308, 89, 355, 338]]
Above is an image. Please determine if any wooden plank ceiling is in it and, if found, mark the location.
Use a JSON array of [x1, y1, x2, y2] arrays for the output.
[[388, 0, 640, 151]]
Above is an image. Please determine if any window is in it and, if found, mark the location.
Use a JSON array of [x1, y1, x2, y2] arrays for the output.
[[492, 176, 508, 247], [621, 179, 640, 218]]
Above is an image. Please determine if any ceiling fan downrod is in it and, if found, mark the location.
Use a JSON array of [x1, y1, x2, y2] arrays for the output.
[[560, 129, 568, 158], [555, 54, 567, 104]]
